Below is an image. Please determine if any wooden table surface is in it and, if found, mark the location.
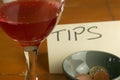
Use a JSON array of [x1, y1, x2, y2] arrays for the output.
[[0, 0, 120, 80]]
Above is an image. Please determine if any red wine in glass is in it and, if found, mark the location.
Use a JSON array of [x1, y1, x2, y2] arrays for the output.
[[0, 0, 61, 46], [0, 0, 64, 80]]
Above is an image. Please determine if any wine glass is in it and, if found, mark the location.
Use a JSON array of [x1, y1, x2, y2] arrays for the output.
[[0, 0, 64, 80]]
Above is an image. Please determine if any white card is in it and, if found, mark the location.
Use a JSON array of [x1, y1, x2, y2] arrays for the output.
[[47, 21, 120, 73]]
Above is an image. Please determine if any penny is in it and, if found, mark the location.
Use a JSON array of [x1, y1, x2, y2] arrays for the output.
[[89, 66, 108, 77], [93, 70, 110, 80], [76, 74, 93, 80], [89, 66, 110, 80]]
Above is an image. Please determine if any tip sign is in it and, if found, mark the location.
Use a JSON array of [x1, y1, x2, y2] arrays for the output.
[[47, 21, 120, 73]]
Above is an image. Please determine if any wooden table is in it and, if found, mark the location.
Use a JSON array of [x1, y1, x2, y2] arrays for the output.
[[0, 0, 120, 80]]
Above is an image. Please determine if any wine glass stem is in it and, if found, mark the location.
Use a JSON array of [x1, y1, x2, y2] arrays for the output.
[[24, 47, 38, 80]]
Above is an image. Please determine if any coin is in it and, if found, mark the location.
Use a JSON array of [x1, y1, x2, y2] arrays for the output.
[[93, 70, 110, 80], [76, 74, 93, 80], [89, 66, 108, 77], [89, 66, 110, 80]]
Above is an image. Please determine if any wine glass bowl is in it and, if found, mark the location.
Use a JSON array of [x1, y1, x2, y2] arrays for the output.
[[0, 0, 64, 80], [0, 0, 64, 47]]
